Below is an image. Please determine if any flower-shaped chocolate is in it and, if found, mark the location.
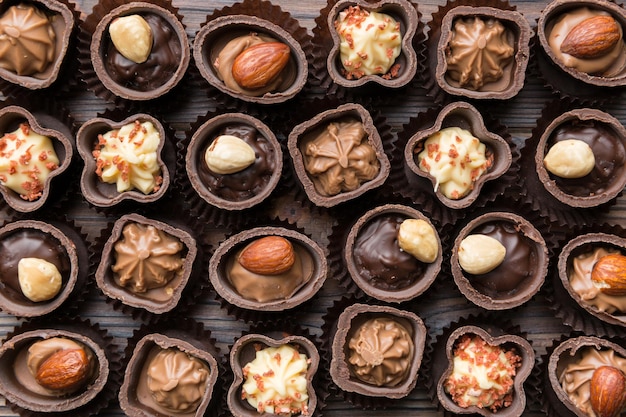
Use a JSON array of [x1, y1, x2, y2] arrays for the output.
[[404, 101, 512, 209]]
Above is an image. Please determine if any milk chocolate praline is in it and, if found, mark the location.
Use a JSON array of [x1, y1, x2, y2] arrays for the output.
[[343, 204, 442, 303], [95, 213, 197, 315], [88, 1, 190, 101], [0, 0, 74, 91], [535, 108, 626, 208], [288, 103, 390, 208], [404, 102, 512, 210], [185, 113, 282, 211], [325, 0, 419, 89], [193, 14, 308, 105], [538, 0, 626, 90], [76, 113, 171, 208], [330, 303, 426, 398], [227, 333, 319, 417], [209, 226, 327, 312], [451, 212, 548, 310]]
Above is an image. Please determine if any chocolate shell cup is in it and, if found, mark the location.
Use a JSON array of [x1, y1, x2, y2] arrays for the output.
[[193, 14, 308, 105], [535, 108, 626, 208], [0, 0, 74, 91], [0, 105, 73, 213], [288, 103, 390, 208], [95, 213, 197, 315], [434, 6, 531, 100], [404, 101, 512, 210], [0, 325, 111, 413], [434, 324, 534, 416], [88, 1, 190, 101], [325, 0, 419, 89], [76, 113, 171, 208], [343, 204, 443, 303], [119, 333, 219, 417], [209, 226, 327, 312], [451, 211, 548, 310], [227, 333, 319, 417], [330, 303, 427, 398], [557, 232, 626, 328], [185, 113, 283, 211], [543, 335, 626, 417], [537, 0, 626, 95]]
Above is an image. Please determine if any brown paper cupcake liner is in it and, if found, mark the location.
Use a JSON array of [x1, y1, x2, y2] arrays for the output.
[[2, 316, 122, 417], [77, 0, 191, 108], [391, 102, 520, 227], [520, 99, 622, 227], [311, 0, 426, 103]]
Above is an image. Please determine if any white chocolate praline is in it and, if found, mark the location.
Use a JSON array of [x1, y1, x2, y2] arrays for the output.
[[334, 6, 402, 79], [241, 344, 310, 415], [543, 139, 595, 179], [204, 134, 256, 175], [397, 219, 439, 263], [18, 257, 63, 302], [458, 234, 506, 275], [0, 123, 59, 201], [417, 127, 492, 200], [92, 120, 162, 194]]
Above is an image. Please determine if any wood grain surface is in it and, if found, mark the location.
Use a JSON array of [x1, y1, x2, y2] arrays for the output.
[[1, 0, 626, 416]]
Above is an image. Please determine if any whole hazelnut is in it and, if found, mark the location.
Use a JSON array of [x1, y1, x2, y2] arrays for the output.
[[204, 134, 256, 175], [543, 139, 595, 179], [397, 219, 439, 263], [18, 257, 63, 302], [458, 234, 506, 275]]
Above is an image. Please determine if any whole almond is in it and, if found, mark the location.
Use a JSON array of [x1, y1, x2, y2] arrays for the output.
[[232, 42, 290, 90], [591, 253, 626, 296], [35, 348, 91, 392], [560, 15, 622, 59], [590, 366, 626, 417], [238, 236, 296, 275]]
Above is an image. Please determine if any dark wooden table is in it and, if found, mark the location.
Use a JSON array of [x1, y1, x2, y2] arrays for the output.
[[1, 0, 626, 416]]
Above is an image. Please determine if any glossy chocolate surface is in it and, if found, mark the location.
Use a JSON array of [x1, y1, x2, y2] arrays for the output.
[[198, 124, 276, 201], [353, 214, 424, 291]]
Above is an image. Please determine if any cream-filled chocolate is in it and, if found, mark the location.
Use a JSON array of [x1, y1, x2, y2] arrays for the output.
[[143, 346, 210, 414], [334, 5, 402, 80], [105, 13, 182, 91], [0, 228, 69, 304], [198, 124, 276, 201], [302, 118, 380, 197], [545, 118, 626, 197], [569, 247, 626, 318], [559, 347, 626, 416], [348, 317, 414, 387], [0, 4, 56, 77], [445, 16, 515, 91], [112, 222, 185, 299], [548, 8, 626, 77], [353, 215, 424, 291]]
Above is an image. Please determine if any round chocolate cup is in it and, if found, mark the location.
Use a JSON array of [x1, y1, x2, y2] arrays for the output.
[[193, 14, 308, 105], [95, 213, 197, 315], [404, 101, 512, 210], [89, 1, 190, 101], [330, 303, 426, 399], [535, 108, 626, 208], [0, 0, 74, 90], [557, 232, 626, 328], [434, 324, 534, 416], [227, 333, 319, 417], [209, 226, 327, 312], [0, 327, 110, 413], [544, 335, 626, 417], [451, 211, 548, 310], [119, 333, 219, 417], [434, 6, 531, 100], [0, 105, 73, 213], [0, 220, 82, 318], [343, 204, 442, 303], [537, 0, 626, 89], [185, 113, 283, 211], [326, 0, 419, 89], [288, 102, 390, 208], [76, 113, 171, 208]]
